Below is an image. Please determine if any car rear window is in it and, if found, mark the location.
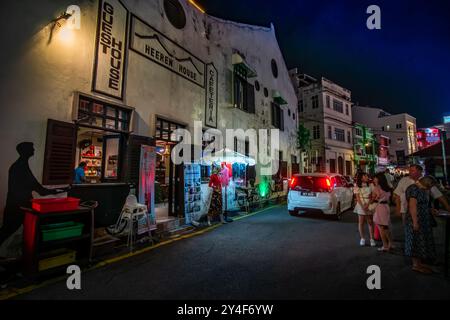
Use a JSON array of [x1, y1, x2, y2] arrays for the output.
[[291, 176, 332, 192]]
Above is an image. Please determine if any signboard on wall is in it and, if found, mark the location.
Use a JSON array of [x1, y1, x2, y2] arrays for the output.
[[205, 63, 218, 128], [130, 15, 206, 88], [139, 145, 156, 232], [92, 0, 129, 100]]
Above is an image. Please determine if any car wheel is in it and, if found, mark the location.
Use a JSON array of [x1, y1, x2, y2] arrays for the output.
[[289, 210, 297, 216]]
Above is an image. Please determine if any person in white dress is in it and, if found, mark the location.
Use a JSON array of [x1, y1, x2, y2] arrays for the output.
[[353, 172, 376, 247]]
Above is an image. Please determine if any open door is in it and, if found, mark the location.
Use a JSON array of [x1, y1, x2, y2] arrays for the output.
[[102, 135, 123, 182]]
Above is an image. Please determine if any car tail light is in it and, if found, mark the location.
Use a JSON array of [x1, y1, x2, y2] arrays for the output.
[[289, 177, 297, 189]]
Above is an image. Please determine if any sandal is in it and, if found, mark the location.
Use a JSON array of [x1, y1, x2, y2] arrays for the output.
[[377, 247, 389, 252]]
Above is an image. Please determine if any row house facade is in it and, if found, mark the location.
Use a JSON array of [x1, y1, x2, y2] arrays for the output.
[[290, 69, 354, 176], [0, 0, 299, 226]]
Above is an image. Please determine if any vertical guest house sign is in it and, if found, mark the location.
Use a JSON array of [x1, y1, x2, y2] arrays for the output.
[[92, 0, 128, 100]]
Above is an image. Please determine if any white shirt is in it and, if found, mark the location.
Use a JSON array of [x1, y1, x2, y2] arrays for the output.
[[393, 177, 443, 213]]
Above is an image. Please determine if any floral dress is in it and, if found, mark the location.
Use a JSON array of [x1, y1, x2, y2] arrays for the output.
[[208, 174, 222, 218], [404, 184, 436, 261]]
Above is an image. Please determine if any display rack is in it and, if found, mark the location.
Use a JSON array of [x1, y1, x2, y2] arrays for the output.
[[184, 164, 202, 224]]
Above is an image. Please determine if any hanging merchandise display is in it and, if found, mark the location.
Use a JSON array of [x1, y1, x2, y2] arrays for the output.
[[184, 164, 202, 224]]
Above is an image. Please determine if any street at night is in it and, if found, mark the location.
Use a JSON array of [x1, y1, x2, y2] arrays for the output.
[[14, 205, 450, 300], [2, 0, 450, 309]]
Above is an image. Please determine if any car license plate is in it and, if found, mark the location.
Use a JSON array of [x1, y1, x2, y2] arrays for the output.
[[301, 192, 316, 197]]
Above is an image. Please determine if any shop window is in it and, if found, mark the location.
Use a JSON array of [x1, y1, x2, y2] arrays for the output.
[[155, 118, 185, 142], [271, 102, 284, 131], [77, 95, 131, 133], [164, 0, 186, 29]]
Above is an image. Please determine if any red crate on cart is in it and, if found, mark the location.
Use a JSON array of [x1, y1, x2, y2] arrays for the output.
[[31, 197, 81, 213]]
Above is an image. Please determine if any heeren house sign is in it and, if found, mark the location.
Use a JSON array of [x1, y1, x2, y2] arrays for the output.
[[92, 0, 128, 100], [130, 15, 206, 88]]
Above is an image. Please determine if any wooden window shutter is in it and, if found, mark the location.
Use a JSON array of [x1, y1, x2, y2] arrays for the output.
[[123, 135, 155, 190], [43, 119, 76, 185], [246, 82, 255, 114]]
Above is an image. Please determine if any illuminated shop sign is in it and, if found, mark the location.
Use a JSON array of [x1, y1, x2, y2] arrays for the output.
[[92, 0, 129, 100], [130, 15, 205, 88]]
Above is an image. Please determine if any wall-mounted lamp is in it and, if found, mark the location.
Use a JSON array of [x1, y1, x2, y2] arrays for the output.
[[188, 0, 206, 14], [48, 5, 81, 45]]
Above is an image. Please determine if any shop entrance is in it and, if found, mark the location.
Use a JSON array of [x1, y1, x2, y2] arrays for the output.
[[155, 141, 183, 222], [154, 117, 186, 223]]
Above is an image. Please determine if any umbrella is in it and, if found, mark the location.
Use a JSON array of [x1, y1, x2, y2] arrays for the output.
[[201, 148, 256, 166]]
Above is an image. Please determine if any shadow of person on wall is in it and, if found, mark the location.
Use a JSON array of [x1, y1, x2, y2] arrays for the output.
[[0, 142, 63, 252]]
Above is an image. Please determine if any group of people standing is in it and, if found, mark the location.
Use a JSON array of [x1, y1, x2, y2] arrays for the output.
[[353, 165, 450, 274]]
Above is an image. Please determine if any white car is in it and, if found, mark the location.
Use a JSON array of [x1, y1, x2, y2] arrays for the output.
[[287, 173, 354, 219]]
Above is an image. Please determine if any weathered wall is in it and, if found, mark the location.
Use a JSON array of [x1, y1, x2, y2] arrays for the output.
[[0, 0, 299, 223]]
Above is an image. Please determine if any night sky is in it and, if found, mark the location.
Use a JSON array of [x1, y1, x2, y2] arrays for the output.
[[195, 0, 450, 127]]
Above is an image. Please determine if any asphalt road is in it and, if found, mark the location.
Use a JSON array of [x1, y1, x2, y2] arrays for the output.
[[15, 205, 450, 300]]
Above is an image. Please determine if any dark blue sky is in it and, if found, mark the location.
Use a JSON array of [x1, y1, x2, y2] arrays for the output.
[[196, 0, 450, 127]]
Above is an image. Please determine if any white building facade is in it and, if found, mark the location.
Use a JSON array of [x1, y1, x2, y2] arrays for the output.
[[0, 0, 299, 224], [352, 106, 418, 166], [290, 70, 354, 176]]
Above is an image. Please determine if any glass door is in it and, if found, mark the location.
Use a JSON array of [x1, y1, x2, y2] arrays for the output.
[[102, 135, 122, 182]]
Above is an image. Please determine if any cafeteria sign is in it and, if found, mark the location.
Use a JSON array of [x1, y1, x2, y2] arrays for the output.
[[205, 63, 218, 128], [92, 0, 129, 100], [130, 15, 205, 88]]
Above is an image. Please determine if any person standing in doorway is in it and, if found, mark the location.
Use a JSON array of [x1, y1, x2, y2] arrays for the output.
[[0, 142, 62, 250], [354, 172, 376, 247]]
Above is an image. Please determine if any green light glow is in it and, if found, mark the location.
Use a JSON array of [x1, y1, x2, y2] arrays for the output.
[[259, 177, 270, 198]]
